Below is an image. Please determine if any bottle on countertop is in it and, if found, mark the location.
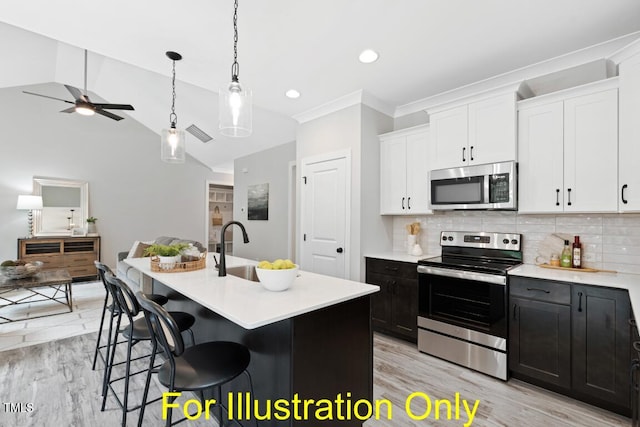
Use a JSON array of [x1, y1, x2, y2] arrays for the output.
[[560, 240, 572, 268], [572, 236, 582, 268]]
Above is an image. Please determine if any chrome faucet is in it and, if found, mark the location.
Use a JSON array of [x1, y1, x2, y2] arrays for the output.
[[218, 221, 250, 276]]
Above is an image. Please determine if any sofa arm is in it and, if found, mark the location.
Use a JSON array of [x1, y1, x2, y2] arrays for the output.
[[118, 251, 129, 262]]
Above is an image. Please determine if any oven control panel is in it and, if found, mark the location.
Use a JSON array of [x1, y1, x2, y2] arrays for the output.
[[440, 231, 521, 251]]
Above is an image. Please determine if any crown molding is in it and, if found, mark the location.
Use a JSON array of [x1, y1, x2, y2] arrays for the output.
[[293, 89, 394, 123], [394, 31, 640, 118]]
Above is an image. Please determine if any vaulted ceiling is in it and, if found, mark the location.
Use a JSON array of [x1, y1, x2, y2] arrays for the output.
[[2, 0, 640, 172]]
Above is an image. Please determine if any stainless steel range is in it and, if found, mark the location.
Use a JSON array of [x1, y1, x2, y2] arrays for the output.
[[417, 231, 522, 380]]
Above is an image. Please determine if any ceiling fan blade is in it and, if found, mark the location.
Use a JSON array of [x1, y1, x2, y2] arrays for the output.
[[23, 91, 74, 104], [95, 109, 124, 121], [60, 107, 76, 113], [64, 84, 84, 101], [93, 103, 135, 111]]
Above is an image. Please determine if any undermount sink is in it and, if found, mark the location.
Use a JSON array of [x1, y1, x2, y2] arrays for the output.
[[225, 265, 259, 282]]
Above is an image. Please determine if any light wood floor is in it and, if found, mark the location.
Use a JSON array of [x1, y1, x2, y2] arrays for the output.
[[366, 334, 629, 427], [0, 282, 632, 426]]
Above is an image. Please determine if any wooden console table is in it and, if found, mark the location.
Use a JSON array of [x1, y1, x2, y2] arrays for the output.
[[17, 236, 101, 281], [0, 269, 73, 323]]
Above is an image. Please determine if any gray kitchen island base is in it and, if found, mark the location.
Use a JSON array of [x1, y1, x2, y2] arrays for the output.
[[154, 280, 373, 427]]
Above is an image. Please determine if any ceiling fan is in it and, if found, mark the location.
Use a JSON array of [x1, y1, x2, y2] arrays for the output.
[[23, 49, 134, 121]]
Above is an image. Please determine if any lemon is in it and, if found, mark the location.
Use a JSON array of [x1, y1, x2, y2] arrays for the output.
[[283, 259, 295, 269], [258, 260, 273, 269], [272, 259, 285, 270]]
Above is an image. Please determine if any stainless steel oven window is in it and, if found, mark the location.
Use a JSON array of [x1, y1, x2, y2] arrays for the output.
[[418, 273, 507, 339]]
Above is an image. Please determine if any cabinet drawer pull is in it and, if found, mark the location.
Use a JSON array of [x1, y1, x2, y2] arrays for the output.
[[470, 146, 474, 161], [384, 266, 399, 272], [407, 197, 411, 210], [623, 184, 629, 205], [402, 197, 405, 210], [556, 189, 560, 206], [526, 287, 550, 294], [567, 188, 572, 206], [462, 147, 466, 162], [513, 303, 517, 320], [577, 291, 583, 312]]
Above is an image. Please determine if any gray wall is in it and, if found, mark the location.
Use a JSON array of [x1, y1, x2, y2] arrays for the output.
[[360, 105, 394, 279], [0, 85, 230, 269], [232, 141, 296, 261], [296, 103, 394, 281]]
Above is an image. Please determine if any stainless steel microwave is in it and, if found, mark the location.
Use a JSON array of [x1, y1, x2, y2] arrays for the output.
[[429, 161, 517, 210]]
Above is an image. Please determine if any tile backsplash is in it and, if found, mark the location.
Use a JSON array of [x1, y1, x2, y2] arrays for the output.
[[393, 211, 640, 275]]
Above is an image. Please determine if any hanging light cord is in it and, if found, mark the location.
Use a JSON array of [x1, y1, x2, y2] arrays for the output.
[[170, 59, 177, 127], [231, 0, 240, 82]]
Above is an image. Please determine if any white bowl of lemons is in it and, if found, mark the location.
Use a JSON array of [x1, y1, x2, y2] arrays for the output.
[[255, 259, 298, 291]]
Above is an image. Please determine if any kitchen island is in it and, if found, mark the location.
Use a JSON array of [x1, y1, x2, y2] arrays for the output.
[[123, 255, 379, 427]]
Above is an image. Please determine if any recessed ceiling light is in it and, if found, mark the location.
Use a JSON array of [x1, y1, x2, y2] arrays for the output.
[[359, 49, 379, 64], [285, 89, 301, 99]]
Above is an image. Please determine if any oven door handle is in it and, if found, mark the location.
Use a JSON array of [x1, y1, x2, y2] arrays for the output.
[[417, 265, 506, 285]]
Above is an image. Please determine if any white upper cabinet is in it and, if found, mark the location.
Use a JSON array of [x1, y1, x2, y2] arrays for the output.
[[518, 101, 565, 213], [619, 51, 640, 212], [518, 79, 618, 213], [429, 92, 517, 170], [380, 126, 430, 215], [429, 105, 467, 170]]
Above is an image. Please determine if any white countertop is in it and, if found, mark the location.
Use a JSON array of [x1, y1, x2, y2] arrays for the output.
[[124, 255, 379, 330], [364, 251, 439, 264], [509, 264, 640, 316]]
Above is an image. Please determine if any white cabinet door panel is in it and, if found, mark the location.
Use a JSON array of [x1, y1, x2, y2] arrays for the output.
[[430, 105, 468, 170], [405, 131, 430, 214], [380, 136, 408, 214], [517, 102, 564, 213], [563, 89, 618, 213], [619, 53, 640, 211], [468, 92, 517, 165]]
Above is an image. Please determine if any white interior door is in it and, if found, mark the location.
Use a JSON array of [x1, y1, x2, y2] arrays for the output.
[[300, 154, 348, 278]]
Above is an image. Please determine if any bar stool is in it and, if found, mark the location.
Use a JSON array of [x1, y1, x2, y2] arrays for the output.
[[136, 292, 255, 427], [102, 273, 196, 427], [92, 261, 169, 372]]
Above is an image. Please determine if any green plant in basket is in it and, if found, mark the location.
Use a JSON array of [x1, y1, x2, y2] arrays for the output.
[[143, 243, 189, 257], [86, 217, 98, 223]]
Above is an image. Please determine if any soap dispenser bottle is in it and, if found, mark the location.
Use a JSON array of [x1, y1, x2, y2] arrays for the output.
[[572, 236, 582, 269], [560, 240, 572, 268]]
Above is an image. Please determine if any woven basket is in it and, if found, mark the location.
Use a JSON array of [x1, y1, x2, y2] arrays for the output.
[[150, 252, 207, 273]]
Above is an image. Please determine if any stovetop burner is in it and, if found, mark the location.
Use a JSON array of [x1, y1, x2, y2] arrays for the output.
[[418, 231, 523, 275]]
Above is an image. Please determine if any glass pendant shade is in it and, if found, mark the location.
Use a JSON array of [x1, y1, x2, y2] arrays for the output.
[[161, 125, 185, 163], [219, 80, 252, 137]]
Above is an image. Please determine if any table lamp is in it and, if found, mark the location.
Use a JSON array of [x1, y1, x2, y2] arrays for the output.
[[16, 195, 43, 238]]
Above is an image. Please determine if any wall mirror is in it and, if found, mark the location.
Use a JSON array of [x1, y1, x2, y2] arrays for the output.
[[32, 177, 89, 236]]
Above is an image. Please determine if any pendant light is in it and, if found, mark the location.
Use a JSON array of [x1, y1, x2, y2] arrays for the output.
[[161, 51, 186, 163], [219, 0, 252, 137]]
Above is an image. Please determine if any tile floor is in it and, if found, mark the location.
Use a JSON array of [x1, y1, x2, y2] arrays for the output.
[[0, 280, 105, 351]]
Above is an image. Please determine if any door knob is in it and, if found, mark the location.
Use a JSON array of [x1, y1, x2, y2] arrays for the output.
[[336, 247, 343, 253]]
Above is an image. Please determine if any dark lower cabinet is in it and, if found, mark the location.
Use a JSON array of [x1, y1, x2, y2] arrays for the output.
[[366, 258, 418, 342], [510, 296, 571, 389], [509, 276, 632, 417], [572, 284, 631, 414]]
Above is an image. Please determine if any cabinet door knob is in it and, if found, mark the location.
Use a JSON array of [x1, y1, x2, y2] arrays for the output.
[[556, 189, 560, 206], [407, 197, 411, 210], [567, 188, 572, 206], [401, 197, 405, 210], [462, 147, 466, 162], [623, 184, 629, 205], [470, 146, 474, 161], [336, 247, 343, 253]]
